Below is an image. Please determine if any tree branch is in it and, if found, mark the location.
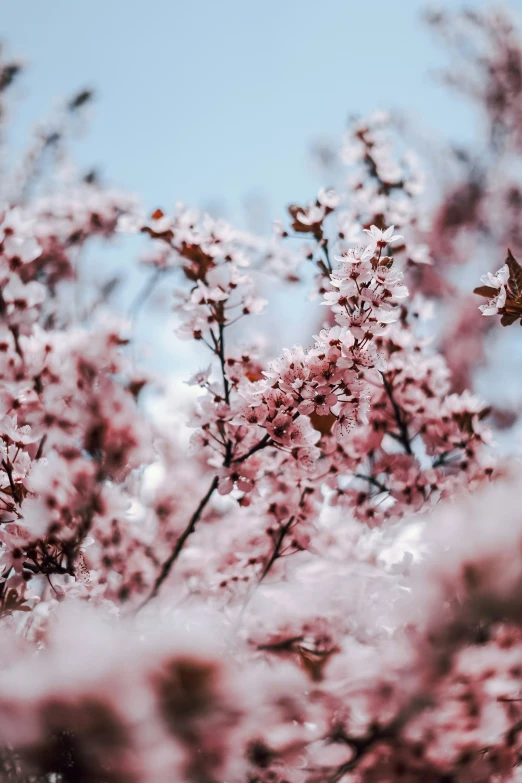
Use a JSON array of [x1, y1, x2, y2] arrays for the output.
[[380, 371, 413, 455], [231, 432, 272, 463], [142, 474, 219, 606]]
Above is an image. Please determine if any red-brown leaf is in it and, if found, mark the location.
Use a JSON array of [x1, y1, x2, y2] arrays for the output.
[[506, 248, 522, 300], [500, 311, 519, 327], [473, 285, 499, 298]]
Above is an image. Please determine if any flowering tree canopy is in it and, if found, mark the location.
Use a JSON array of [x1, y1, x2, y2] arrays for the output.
[[2, 7, 522, 782]]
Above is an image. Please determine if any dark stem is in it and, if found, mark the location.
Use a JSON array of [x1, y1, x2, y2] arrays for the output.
[[216, 323, 231, 406], [0, 566, 12, 604], [35, 434, 47, 460], [322, 240, 333, 273], [354, 473, 389, 495], [9, 326, 23, 360], [216, 323, 233, 466], [325, 697, 430, 783], [143, 319, 239, 606], [380, 371, 413, 455], [258, 515, 296, 584], [231, 432, 272, 464], [258, 488, 307, 584], [1, 460, 20, 506], [143, 475, 219, 606]]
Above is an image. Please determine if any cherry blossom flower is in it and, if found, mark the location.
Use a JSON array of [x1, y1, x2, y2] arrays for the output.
[[363, 223, 403, 250]]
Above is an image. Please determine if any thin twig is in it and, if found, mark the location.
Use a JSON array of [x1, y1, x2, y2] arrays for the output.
[[231, 432, 272, 463], [35, 434, 47, 460], [322, 239, 333, 273], [9, 326, 23, 360], [142, 475, 219, 607], [380, 371, 413, 455], [354, 473, 389, 494], [258, 515, 296, 584], [1, 460, 20, 506]]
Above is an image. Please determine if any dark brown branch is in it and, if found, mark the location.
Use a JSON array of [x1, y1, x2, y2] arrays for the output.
[[1, 460, 20, 506], [354, 473, 389, 494], [326, 697, 431, 783], [322, 239, 333, 273], [143, 474, 219, 606], [9, 326, 23, 360], [142, 319, 238, 607], [258, 515, 296, 584], [216, 323, 231, 407], [257, 636, 304, 653], [380, 371, 413, 455], [231, 432, 272, 463], [35, 434, 47, 460], [258, 488, 308, 584], [216, 323, 233, 466]]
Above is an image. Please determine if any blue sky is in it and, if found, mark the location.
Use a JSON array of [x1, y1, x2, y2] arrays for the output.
[[2, 0, 517, 225], [3, 0, 522, 406]]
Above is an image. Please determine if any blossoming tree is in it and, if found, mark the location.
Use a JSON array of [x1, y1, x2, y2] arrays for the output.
[[1, 8, 522, 783]]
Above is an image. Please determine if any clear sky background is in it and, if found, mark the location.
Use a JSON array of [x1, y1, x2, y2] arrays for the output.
[[2, 0, 522, 423], [2, 0, 521, 226]]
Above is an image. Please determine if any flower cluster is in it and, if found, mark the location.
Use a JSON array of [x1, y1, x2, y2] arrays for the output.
[[223, 225, 492, 527], [475, 249, 522, 326], [2, 17, 522, 783]]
